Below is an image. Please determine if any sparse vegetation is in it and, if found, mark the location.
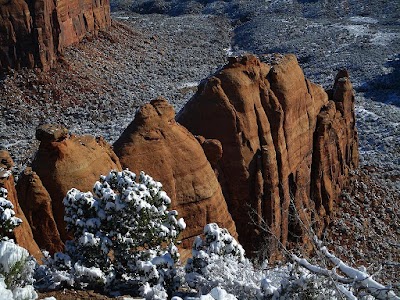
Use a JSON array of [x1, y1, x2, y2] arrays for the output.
[[36, 169, 186, 299]]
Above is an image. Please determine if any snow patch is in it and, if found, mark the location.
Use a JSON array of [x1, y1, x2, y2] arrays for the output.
[[349, 16, 378, 24], [370, 32, 398, 46], [177, 82, 199, 90]]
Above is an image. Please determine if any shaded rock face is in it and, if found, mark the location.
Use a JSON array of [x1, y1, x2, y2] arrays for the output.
[[113, 98, 237, 249], [0, 151, 42, 261], [21, 129, 122, 243], [177, 55, 359, 255], [0, 0, 111, 72], [311, 70, 359, 223], [0, 0, 35, 70]]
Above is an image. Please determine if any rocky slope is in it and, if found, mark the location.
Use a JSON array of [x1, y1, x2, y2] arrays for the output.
[[0, 14, 232, 175]]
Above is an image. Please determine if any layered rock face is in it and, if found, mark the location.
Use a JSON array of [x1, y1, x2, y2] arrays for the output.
[[0, 0, 111, 72], [17, 124, 122, 248], [113, 98, 237, 249], [177, 55, 358, 255], [0, 150, 42, 261]]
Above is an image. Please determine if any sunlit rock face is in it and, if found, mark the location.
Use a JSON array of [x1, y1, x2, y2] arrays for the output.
[[177, 55, 358, 256], [114, 98, 238, 250], [17, 167, 64, 255], [17, 125, 122, 246]]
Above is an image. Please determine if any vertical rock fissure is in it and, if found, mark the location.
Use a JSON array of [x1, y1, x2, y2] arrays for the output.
[[178, 55, 358, 257]]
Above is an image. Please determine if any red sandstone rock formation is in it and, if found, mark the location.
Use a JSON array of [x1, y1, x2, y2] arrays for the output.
[[17, 167, 64, 254], [311, 70, 359, 223], [177, 55, 359, 256], [0, 0, 35, 70], [20, 124, 122, 242], [0, 0, 111, 72], [113, 98, 238, 249], [0, 150, 42, 261]]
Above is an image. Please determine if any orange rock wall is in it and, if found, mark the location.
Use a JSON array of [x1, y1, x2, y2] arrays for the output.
[[17, 167, 64, 255], [114, 98, 238, 250], [0, 0, 110, 72], [30, 135, 122, 242], [0, 151, 42, 261], [178, 55, 359, 256]]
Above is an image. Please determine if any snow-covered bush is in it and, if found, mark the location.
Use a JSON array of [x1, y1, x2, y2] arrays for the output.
[[185, 223, 262, 299], [0, 187, 22, 239], [0, 187, 37, 300], [38, 169, 186, 299], [172, 286, 238, 300], [0, 239, 37, 300]]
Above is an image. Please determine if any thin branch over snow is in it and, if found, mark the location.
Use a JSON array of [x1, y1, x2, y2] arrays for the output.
[[293, 239, 400, 300]]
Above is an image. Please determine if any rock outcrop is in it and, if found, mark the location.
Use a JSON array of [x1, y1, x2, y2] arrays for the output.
[[113, 98, 238, 249], [0, 150, 42, 260], [177, 55, 358, 256], [17, 125, 122, 244], [311, 70, 359, 222], [17, 167, 64, 254], [0, 0, 111, 72]]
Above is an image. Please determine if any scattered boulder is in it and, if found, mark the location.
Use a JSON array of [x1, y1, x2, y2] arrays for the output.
[[0, 151, 42, 261], [36, 124, 69, 143], [25, 127, 122, 241], [177, 55, 358, 256], [113, 98, 237, 249]]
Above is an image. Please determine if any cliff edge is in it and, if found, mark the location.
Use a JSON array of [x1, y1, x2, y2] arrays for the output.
[[0, 0, 110, 72]]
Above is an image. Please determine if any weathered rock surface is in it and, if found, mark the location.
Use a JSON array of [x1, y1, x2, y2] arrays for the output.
[[0, 0, 111, 72], [16, 167, 64, 254], [22, 128, 122, 241], [113, 98, 237, 248], [0, 150, 42, 260], [0, 0, 35, 70], [177, 55, 359, 256], [311, 70, 359, 224], [36, 124, 69, 142]]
